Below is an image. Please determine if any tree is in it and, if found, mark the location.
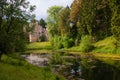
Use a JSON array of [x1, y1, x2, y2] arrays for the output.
[[57, 6, 70, 37], [78, 0, 97, 36], [70, 0, 81, 24], [78, 0, 111, 40], [46, 6, 63, 37], [0, 0, 35, 60], [69, 0, 82, 46], [39, 18, 46, 28], [46, 6, 63, 48], [94, 0, 112, 39], [110, 0, 120, 47]]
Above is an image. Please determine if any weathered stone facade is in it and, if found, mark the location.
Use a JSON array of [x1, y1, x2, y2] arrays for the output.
[[28, 22, 48, 42]]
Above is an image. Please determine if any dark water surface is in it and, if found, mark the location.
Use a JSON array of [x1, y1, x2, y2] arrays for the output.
[[22, 52, 120, 80]]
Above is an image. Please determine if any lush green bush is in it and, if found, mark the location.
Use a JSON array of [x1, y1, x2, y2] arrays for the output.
[[62, 36, 74, 48], [50, 35, 74, 49], [39, 34, 47, 42], [79, 35, 94, 52], [51, 36, 63, 49]]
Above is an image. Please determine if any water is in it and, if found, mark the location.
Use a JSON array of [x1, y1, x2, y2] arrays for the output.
[[21, 53, 50, 67], [22, 52, 120, 80]]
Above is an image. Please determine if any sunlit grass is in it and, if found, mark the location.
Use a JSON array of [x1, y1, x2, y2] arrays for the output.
[[27, 42, 52, 50], [93, 36, 120, 53], [94, 36, 115, 47]]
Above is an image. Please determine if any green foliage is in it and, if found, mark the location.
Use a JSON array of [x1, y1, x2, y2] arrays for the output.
[[78, 0, 112, 40], [78, 0, 96, 35], [52, 36, 63, 49], [39, 18, 46, 28], [110, 0, 120, 46], [79, 35, 94, 52], [39, 34, 47, 42], [45, 0, 119, 54], [46, 6, 63, 37], [57, 7, 70, 37], [50, 36, 75, 49], [62, 36, 74, 48], [47, 6, 77, 49], [0, 0, 35, 59], [70, 0, 81, 24]]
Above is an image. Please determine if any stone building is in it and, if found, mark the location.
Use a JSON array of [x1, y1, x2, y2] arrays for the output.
[[28, 22, 48, 42]]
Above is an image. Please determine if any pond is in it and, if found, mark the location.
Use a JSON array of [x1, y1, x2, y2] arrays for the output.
[[22, 52, 120, 80]]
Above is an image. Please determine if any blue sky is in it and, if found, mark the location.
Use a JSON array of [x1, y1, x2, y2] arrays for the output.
[[29, 0, 73, 20]]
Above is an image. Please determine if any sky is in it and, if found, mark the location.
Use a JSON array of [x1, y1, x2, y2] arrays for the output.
[[29, 0, 73, 20]]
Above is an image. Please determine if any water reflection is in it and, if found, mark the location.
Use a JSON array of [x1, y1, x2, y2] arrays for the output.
[[22, 52, 120, 80], [21, 53, 50, 67]]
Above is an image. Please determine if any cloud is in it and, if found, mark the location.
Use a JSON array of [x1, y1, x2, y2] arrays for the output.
[[29, 0, 73, 20]]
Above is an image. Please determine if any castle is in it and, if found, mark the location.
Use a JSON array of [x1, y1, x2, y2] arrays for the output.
[[24, 21, 49, 42]]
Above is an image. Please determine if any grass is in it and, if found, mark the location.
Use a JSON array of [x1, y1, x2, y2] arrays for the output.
[[93, 36, 120, 53], [0, 54, 65, 80], [26, 42, 52, 53], [27, 42, 52, 50]]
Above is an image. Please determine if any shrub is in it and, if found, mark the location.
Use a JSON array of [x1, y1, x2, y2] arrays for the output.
[[63, 36, 74, 48], [50, 36, 63, 49], [79, 35, 94, 52], [39, 34, 46, 42]]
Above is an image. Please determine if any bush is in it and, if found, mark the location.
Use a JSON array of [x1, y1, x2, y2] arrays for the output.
[[39, 34, 47, 42], [79, 35, 94, 52], [63, 36, 74, 48], [50, 36, 74, 49], [50, 36, 63, 49]]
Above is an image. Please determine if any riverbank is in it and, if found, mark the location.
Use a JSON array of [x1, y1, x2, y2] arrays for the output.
[[23, 50, 120, 80], [0, 54, 65, 80], [26, 41, 120, 60], [27, 36, 120, 58]]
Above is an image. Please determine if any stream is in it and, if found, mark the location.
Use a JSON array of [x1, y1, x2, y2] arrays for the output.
[[21, 52, 120, 80]]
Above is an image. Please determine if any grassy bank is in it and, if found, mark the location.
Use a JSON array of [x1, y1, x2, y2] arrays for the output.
[[27, 42, 52, 50], [26, 42, 52, 53], [62, 36, 120, 54], [26, 36, 120, 59], [0, 54, 65, 80], [93, 36, 120, 53]]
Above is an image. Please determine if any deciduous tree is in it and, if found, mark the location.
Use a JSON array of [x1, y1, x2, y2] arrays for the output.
[[0, 0, 35, 60]]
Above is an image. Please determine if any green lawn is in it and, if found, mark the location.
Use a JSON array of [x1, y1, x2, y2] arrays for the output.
[[27, 42, 52, 50], [0, 55, 65, 80], [26, 42, 52, 53]]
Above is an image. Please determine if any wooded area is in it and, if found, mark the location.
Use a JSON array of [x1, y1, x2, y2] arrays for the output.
[[46, 0, 120, 52]]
